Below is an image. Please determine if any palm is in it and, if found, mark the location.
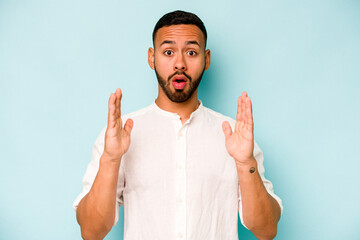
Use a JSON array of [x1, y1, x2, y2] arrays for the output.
[[223, 92, 254, 164], [103, 88, 133, 162]]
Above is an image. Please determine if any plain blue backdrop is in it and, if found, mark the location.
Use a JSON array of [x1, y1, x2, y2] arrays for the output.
[[0, 0, 359, 239]]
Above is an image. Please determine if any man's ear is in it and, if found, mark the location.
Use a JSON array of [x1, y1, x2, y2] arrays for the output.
[[148, 47, 155, 70], [204, 49, 211, 71]]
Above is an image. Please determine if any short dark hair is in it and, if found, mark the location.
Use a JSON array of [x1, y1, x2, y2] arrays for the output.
[[152, 10, 207, 47]]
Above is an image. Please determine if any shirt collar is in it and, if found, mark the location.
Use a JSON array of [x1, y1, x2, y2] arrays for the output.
[[152, 100, 204, 121]]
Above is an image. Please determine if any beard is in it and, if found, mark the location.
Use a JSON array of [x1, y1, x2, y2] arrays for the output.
[[154, 65, 205, 103]]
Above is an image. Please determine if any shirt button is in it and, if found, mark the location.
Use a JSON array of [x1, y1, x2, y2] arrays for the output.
[[178, 233, 183, 238], [179, 132, 183, 137], [177, 164, 183, 170], [177, 197, 183, 203]]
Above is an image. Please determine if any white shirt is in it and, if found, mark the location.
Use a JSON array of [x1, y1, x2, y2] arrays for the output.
[[73, 100, 283, 240]]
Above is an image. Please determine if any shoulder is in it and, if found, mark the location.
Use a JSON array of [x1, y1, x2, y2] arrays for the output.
[[96, 103, 154, 142], [122, 104, 154, 121], [201, 105, 236, 127], [201, 105, 262, 153]]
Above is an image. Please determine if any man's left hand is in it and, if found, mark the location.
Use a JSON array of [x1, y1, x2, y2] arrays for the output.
[[222, 91, 255, 166]]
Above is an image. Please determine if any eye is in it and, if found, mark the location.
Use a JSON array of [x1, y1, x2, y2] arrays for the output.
[[164, 50, 173, 56], [187, 50, 197, 56]]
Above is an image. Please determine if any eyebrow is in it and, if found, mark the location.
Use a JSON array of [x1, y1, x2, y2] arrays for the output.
[[186, 41, 200, 47], [160, 40, 200, 47]]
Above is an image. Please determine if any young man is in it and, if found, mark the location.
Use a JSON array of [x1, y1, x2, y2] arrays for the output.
[[74, 10, 282, 240]]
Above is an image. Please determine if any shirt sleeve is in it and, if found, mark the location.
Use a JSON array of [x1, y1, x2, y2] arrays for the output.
[[238, 140, 283, 229], [72, 127, 126, 226]]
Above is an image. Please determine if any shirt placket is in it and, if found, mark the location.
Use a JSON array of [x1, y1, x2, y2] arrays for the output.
[[174, 119, 188, 240]]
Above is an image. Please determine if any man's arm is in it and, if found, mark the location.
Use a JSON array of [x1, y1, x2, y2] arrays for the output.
[[236, 158, 281, 239], [222, 92, 281, 240], [76, 88, 133, 240]]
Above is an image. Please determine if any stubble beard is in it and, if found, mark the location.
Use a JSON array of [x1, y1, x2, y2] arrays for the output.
[[154, 65, 205, 103]]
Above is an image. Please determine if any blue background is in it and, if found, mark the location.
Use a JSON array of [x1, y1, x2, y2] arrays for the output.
[[1, 0, 359, 239]]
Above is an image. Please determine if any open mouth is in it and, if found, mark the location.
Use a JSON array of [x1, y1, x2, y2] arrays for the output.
[[172, 77, 187, 90], [174, 79, 185, 83]]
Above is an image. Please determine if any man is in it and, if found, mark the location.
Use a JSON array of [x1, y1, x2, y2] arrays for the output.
[[73, 10, 282, 240]]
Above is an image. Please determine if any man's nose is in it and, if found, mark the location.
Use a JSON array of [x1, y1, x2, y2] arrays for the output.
[[174, 53, 187, 71]]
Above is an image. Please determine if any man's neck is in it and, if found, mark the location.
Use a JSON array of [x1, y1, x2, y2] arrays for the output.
[[155, 89, 200, 125]]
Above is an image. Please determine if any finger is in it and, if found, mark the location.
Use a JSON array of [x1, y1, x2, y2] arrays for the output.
[[245, 96, 254, 132], [236, 96, 241, 122], [107, 93, 116, 128], [241, 92, 247, 121], [222, 121, 233, 140], [240, 91, 247, 122], [124, 118, 134, 135], [115, 88, 122, 119]]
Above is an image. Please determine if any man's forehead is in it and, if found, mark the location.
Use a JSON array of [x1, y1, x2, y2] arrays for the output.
[[154, 24, 205, 48]]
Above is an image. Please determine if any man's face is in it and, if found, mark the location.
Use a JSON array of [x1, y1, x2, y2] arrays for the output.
[[148, 24, 211, 103]]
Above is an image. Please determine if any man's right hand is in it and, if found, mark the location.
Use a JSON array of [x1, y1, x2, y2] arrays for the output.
[[103, 88, 133, 163], [76, 88, 133, 239]]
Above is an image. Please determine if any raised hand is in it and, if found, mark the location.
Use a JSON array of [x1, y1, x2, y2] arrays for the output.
[[222, 92, 255, 166], [103, 88, 133, 163]]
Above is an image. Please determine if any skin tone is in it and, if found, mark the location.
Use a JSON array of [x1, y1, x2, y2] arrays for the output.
[[76, 24, 280, 240], [76, 89, 133, 240], [223, 92, 281, 239], [148, 24, 210, 124]]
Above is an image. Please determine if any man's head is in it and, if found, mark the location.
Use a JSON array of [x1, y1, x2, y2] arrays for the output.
[[148, 10, 211, 103], [152, 10, 207, 48]]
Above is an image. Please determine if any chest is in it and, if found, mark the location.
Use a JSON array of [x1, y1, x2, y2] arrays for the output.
[[122, 122, 238, 192]]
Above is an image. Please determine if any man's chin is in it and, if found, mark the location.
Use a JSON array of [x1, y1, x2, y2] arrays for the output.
[[168, 91, 194, 103], [175, 89, 185, 93]]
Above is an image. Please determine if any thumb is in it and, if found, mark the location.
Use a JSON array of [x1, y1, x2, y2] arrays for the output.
[[123, 118, 134, 135], [222, 121, 232, 140]]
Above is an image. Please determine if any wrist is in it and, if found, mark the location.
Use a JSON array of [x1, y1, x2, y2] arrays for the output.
[[235, 156, 257, 172], [102, 151, 123, 163], [100, 152, 122, 169]]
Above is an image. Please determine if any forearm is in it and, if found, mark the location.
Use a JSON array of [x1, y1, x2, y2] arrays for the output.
[[76, 155, 121, 240], [237, 158, 281, 240]]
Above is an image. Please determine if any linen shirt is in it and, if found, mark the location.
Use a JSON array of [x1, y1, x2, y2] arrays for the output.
[[73, 100, 283, 240]]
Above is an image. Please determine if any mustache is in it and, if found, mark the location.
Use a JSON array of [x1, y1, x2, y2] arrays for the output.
[[168, 71, 192, 81]]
